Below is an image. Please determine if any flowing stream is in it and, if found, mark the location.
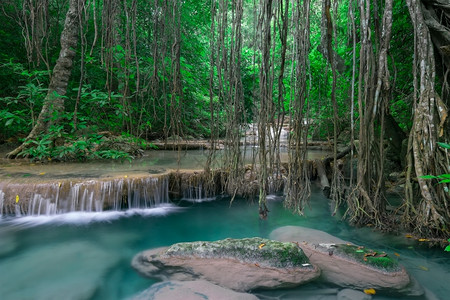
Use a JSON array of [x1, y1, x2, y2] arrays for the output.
[[0, 150, 448, 300]]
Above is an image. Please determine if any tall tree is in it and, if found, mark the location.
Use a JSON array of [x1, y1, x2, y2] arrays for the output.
[[404, 0, 449, 235], [7, 0, 84, 158]]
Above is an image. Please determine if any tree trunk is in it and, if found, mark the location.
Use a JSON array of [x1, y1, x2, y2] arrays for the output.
[[6, 0, 82, 159], [405, 0, 449, 235]]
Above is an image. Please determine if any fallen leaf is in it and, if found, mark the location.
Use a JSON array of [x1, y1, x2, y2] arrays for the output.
[[258, 243, 266, 249], [39, 172, 45, 175], [58, 182, 62, 187], [394, 252, 400, 257], [364, 288, 376, 295], [418, 238, 429, 242], [254, 263, 260, 267], [376, 253, 387, 257], [419, 266, 429, 271], [124, 175, 128, 178], [405, 234, 413, 238], [363, 257, 368, 261]]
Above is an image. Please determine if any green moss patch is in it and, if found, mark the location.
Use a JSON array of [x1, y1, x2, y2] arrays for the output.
[[164, 237, 310, 268], [331, 244, 400, 272]]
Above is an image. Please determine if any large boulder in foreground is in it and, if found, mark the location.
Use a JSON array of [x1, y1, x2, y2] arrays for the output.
[[131, 280, 258, 300], [132, 237, 320, 292], [270, 226, 419, 295]]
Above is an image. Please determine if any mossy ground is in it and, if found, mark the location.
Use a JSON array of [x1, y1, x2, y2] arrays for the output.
[[333, 244, 400, 272], [164, 237, 310, 268]]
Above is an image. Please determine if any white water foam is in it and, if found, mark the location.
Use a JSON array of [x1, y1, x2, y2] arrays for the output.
[[181, 196, 217, 203], [0, 204, 184, 227]]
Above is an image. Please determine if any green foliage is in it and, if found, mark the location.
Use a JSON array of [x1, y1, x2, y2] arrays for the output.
[[0, 61, 48, 138], [445, 239, 450, 252], [421, 143, 450, 185]]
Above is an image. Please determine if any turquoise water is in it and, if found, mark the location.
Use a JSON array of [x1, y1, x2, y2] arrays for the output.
[[0, 186, 448, 299]]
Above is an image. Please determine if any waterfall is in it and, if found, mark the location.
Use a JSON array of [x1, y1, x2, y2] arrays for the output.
[[0, 175, 170, 217], [0, 190, 4, 215]]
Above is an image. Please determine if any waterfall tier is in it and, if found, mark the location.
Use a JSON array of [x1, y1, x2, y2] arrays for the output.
[[0, 174, 169, 216]]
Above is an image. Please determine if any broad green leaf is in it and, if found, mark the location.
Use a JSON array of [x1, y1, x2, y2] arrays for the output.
[[437, 142, 450, 149]]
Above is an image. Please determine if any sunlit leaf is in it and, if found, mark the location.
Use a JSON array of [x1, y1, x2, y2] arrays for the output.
[[258, 243, 266, 249], [15, 195, 19, 203], [405, 234, 413, 238]]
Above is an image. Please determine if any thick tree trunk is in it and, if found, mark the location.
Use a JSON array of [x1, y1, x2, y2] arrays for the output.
[[6, 0, 82, 158], [405, 0, 449, 235]]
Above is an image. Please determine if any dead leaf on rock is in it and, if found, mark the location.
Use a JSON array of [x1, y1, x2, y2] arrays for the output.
[[363, 288, 376, 295]]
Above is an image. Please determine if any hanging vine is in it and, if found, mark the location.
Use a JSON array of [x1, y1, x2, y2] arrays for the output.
[[284, 0, 311, 215]]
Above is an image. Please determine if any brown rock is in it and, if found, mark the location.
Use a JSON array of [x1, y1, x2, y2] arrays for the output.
[[132, 238, 320, 292], [270, 226, 413, 292]]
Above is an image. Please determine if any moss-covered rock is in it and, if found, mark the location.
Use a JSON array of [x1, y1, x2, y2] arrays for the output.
[[270, 226, 416, 294], [163, 237, 310, 268], [132, 237, 320, 292]]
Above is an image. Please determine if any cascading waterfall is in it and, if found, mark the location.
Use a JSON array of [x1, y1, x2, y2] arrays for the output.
[[0, 174, 170, 217]]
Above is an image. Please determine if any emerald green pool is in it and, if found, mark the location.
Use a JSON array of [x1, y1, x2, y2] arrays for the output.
[[0, 185, 448, 300]]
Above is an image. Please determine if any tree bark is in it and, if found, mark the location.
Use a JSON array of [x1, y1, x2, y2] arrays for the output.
[[405, 0, 449, 234], [6, 0, 82, 158]]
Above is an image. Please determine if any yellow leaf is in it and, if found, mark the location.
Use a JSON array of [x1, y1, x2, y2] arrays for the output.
[[394, 252, 400, 257], [39, 172, 45, 175], [405, 234, 413, 238], [363, 288, 376, 295], [419, 266, 429, 271], [124, 175, 128, 178], [258, 243, 266, 249], [418, 238, 429, 242], [58, 182, 62, 187], [15, 195, 19, 203]]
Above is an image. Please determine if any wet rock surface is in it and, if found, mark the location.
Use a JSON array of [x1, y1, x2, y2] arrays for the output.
[[337, 289, 372, 300], [131, 280, 259, 300], [132, 237, 320, 292], [270, 226, 415, 293]]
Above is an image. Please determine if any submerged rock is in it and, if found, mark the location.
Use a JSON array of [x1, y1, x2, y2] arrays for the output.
[[132, 237, 320, 292], [131, 280, 258, 300], [0, 240, 119, 300], [337, 289, 372, 300], [270, 226, 414, 293]]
